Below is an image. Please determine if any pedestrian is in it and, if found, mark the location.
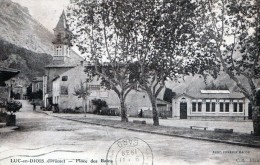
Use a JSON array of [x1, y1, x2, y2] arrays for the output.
[[33, 102, 36, 111], [139, 109, 143, 118]]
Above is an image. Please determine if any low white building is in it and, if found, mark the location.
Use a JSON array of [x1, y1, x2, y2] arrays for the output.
[[172, 90, 251, 120]]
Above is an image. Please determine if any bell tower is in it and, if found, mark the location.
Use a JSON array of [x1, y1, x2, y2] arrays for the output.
[[52, 11, 71, 62]]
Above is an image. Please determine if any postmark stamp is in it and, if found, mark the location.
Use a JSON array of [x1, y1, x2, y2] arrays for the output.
[[106, 137, 153, 165]]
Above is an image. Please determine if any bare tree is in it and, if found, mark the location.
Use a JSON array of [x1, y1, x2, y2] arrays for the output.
[[74, 80, 90, 117]]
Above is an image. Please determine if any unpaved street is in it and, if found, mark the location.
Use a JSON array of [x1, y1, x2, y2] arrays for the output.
[[0, 101, 259, 165]]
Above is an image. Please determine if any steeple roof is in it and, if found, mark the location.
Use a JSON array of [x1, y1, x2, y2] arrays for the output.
[[52, 10, 72, 45], [54, 10, 67, 31]]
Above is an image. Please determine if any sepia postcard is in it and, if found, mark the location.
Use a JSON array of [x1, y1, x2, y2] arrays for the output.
[[0, 0, 259, 165]]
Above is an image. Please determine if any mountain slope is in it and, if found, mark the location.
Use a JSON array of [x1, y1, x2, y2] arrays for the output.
[[0, 0, 53, 54], [0, 39, 52, 82]]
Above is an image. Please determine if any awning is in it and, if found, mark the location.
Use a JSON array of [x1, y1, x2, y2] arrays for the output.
[[0, 67, 20, 83]]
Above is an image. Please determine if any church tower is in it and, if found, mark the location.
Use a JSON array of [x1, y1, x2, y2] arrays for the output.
[[52, 11, 71, 62], [44, 10, 84, 108]]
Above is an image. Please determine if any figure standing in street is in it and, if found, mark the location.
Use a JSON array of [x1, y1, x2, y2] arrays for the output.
[[139, 109, 143, 118], [33, 102, 36, 111]]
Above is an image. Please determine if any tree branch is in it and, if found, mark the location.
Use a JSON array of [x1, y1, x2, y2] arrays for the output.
[[155, 80, 165, 98]]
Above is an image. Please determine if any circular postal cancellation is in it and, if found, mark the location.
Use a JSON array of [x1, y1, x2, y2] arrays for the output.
[[106, 137, 153, 165]]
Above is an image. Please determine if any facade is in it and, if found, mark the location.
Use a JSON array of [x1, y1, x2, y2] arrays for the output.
[[172, 90, 251, 120], [7, 78, 27, 100], [32, 77, 43, 93], [52, 63, 166, 116], [12, 85, 24, 100]]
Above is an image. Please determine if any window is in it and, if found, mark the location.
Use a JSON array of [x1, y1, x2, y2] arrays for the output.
[[233, 103, 237, 112], [212, 102, 215, 112], [56, 46, 62, 56], [225, 103, 229, 112], [198, 102, 202, 112], [62, 76, 68, 81], [239, 103, 243, 112], [206, 102, 210, 112], [60, 86, 68, 95], [220, 103, 224, 112], [192, 102, 196, 112]]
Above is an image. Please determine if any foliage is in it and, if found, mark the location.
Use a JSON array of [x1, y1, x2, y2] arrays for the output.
[[163, 88, 176, 103], [6, 101, 22, 114], [32, 90, 43, 100], [0, 111, 8, 122], [67, 0, 142, 122], [0, 101, 5, 108], [73, 81, 90, 100], [204, 83, 229, 90], [62, 108, 81, 114], [26, 84, 43, 100], [100, 107, 119, 116], [74, 81, 90, 116], [194, 0, 259, 99], [67, 0, 198, 125], [75, 106, 83, 111], [113, 0, 197, 125], [91, 99, 108, 114]]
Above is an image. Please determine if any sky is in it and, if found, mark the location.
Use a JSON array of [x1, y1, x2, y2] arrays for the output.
[[12, 0, 70, 31]]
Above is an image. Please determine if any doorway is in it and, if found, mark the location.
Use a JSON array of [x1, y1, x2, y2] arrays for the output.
[[180, 102, 187, 119]]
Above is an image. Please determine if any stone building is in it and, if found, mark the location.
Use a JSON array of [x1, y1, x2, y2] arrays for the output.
[[172, 90, 251, 120], [32, 77, 43, 93], [12, 84, 24, 100], [52, 63, 167, 116], [43, 11, 84, 107]]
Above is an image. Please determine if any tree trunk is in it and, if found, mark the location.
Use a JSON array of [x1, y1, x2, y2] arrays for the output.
[[120, 96, 128, 122], [83, 99, 86, 117], [252, 105, 260, 136], [151, 97, 159, 126], [147, 90, 159, 126]]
